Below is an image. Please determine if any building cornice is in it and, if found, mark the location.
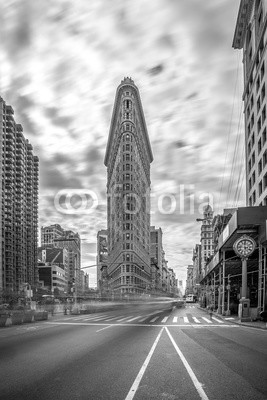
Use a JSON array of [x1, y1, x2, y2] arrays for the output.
[[232, 0, 254, 49], [104, 78, 153, 167]]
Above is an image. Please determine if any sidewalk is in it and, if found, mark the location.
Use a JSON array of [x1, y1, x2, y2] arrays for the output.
[[197, 305, 267, 330]]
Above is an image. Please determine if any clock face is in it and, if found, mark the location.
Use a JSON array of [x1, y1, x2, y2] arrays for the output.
[[233, 236, 256, 258]]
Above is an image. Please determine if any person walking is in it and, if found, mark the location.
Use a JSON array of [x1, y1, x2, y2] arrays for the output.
[[209, 304, 214, 320]]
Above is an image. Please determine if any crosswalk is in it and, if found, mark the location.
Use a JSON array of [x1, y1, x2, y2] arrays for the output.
[[54, 313, 226, 325]]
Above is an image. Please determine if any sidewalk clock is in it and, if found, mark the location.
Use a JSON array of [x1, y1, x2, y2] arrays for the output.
[[233, 235, 256, 259]]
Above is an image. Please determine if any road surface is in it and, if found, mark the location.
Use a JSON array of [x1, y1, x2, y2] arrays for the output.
[[0, 301, 266, 400]]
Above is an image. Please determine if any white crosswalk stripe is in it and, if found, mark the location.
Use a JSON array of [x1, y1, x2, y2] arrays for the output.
[[150, 316, 159, 323], [117, 316, 133, 321], [161, 316, 168, 323], [126, 316, 142, 322], [192, 317, 201, 323], [201, 317, 212, 324], [138, 315, 150, 322], [173, 317, 178, 323], [183, 316, 189, 323], [103, 316, 125, 321], [211, 317, 223, 323]]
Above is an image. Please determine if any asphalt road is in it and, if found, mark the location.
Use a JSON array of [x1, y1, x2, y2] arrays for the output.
[[0, 301, 266, 400]]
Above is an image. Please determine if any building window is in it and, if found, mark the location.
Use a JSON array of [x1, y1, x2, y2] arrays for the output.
[[259, 181, 263, 195], [252, 171, 256, 185], [257, 76, 260, 92], [258, 138, 262, 154], [262, 105, 266, 122], [257, 97, 261, 113], [258, 118, 262, 134], [263, 128, 267, 144], [253, 190, 256, 204], [259, 159, 263, 175], [250, 95, 254, 109], [252, 151, 255, 166], [262, 83, 266, 102], [261, 62, 265, 80], [251, 113, 255, 127]]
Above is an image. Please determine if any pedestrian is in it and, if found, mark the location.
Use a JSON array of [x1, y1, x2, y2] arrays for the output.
[[209, 305, 214, 320]]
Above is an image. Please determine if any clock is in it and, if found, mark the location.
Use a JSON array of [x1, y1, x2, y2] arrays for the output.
[[233, 235, 256, 259]]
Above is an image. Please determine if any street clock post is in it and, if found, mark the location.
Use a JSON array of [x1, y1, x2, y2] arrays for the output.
[[233, 235, 256, 321]]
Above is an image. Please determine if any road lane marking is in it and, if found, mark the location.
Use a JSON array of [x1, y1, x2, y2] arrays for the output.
[[103, 316, 125, 321], [95, 325, 113, 332], [165, 327, 209, 400], [161, 316, 168, 323], [211, 317, 223, 324], [201, 317, 212, 324], [192, 317, 201, 324], [125, 328, 164, 400], [173, 317, 178, 323], [149, 316, 159, 322], [138, 316, 150, 322], [126, 316, 142, 322], [45, 322, 239, 328], [184, 317, 189, 323], [117, 316, 133, 321]]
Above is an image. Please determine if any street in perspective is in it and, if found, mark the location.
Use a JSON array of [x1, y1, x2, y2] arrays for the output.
[[1, 1, 267, 400], [0, 299, 267, 400]]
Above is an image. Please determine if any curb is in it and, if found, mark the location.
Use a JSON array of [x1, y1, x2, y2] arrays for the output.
[[197, 305, 267, 330]]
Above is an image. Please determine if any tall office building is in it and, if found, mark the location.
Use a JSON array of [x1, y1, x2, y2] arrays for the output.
[[200, 205, 214, 276], [41, 225, 81, 293], [104, 78, 153, 295], [233, 0, 267, 205], [0, 96, 39, 295]]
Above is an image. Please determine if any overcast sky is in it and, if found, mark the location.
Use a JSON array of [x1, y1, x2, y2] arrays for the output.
[[0, 0, 245, 286]]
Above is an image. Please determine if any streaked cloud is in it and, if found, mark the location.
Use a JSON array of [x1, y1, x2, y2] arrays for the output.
[[0, 0, 244, 285]]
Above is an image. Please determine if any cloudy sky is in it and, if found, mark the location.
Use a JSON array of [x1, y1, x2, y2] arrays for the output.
[[0, 0, 245, 286]]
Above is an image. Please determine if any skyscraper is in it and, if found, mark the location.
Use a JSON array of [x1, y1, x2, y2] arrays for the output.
[[0, 97, 39, 296], [104, 78, 153, 296], [233, 0, 267, 205], [200, 205, 214, 276]]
